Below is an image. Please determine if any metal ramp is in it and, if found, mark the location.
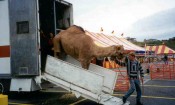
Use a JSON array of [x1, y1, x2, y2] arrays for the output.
[[42, 55, 130, 105]]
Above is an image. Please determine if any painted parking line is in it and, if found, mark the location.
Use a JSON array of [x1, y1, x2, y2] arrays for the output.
[[143, 85, 175, 88], [8, 102, 33, 105], [113, 94, 175, 100], [143, 79, 150, 84], [144, 74, 149, 76], [40, 90, 69, 93], [69, 99, 87, 105], [142, 95, 175, 100]]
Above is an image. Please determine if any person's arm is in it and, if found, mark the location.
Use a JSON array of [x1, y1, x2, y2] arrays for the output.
[[138, 62, 144, 77], [115, 57, 127, 67]]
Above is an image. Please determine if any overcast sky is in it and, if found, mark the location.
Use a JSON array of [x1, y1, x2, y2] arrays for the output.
[[66, 0, 175, 41]]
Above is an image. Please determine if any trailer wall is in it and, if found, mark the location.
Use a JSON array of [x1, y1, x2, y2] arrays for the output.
[[0, 0, 11, 76]]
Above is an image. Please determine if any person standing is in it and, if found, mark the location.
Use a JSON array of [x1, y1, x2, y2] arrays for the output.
[[96, 57, 104, 67], [40, 30, 49, 72], [163, 54, 168, 65], [114, 52, 144, 105], [48, 32, 54, 56]]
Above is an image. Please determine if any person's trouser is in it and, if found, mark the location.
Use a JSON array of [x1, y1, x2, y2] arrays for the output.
[[124, 79, 142, 102], [165, 61, 168, 65]]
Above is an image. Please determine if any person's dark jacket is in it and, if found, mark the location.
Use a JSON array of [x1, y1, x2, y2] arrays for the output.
[[115, 57, 144, 79], [164, 55, 168, 61]]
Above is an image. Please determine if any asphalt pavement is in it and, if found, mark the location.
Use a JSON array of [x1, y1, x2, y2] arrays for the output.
[[7, 72, 175, 105]]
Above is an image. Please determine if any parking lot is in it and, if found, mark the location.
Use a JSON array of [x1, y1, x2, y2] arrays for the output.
[[7, 73, 175, 105]]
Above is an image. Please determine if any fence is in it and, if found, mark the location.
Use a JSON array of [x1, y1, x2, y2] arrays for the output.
[[150, 62, 175, 80], [113, 70, 129, 92]]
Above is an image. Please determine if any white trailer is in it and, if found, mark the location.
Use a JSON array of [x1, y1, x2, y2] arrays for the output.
[[0, 0, 129, 104], [0, 0, 73, 92]]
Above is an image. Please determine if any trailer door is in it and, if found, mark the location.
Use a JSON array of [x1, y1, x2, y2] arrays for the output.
[[0, 0, 11, 78], [9, 0, 39, 76]]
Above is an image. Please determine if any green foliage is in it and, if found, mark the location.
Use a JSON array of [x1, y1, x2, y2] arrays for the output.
[[133, 40, 175, 50], [165, 41, 175, 50], [133, 42, 145, 47]]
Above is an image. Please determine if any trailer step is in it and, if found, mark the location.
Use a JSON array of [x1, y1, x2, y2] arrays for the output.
[[42, 55, 130, 105]]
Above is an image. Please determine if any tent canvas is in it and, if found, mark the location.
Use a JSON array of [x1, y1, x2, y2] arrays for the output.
[[85, 31, 145, 52], [146, 45, 175, 55]]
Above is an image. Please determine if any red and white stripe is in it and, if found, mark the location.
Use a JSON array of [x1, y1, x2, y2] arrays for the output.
[[0, 0, 11, 74], [0, 45, 10, 58], [0, 45, 11, 74], [146, 45, 175, 55]]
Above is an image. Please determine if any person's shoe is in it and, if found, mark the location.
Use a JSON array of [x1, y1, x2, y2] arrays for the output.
[[122, 97, 126, 104], [136, 101, 143, 105]]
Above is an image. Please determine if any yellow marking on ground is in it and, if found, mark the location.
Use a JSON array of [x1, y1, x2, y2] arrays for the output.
[[144, 74, 148, 76], [8, 102, 33, 105], [40, 90, 69, 93], [142, 95, 175, 100], [113, 94, 175, 100], [69, 99, 87, 105], [143, 85, 175, 88]]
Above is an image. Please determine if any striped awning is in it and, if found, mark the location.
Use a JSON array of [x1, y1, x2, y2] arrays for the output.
[[146, 45, 175, 54], [85, 31, 145, 51]]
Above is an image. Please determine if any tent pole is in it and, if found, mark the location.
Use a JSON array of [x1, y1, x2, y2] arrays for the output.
[[144, 43, 147, 57]]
